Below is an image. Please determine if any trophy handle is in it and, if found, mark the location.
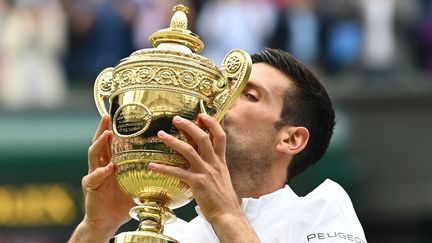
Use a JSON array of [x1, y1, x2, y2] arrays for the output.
[[199, 100, 209, 117], [94, 67, 115, 116], [214, 49, 252, 121]]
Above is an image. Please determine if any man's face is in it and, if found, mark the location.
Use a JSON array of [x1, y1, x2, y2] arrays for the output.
[[223, 63, 292, 178]]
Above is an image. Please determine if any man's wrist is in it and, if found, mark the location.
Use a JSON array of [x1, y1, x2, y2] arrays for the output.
[[68, 218, 118, 243], [210, 211, 260, 243]]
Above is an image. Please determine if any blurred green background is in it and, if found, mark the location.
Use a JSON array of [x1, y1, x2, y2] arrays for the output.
[[1, 0, 432, 242]]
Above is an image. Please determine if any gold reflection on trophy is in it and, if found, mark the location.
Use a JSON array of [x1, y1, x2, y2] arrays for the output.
[[94, 4, 251, 243]]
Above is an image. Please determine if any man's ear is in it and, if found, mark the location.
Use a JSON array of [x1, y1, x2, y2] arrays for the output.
[[275, 126, 309, 155]]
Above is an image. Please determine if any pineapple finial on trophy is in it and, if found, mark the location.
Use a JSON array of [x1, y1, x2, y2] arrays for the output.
[[170, 4, 188, 30], [149, 4, 204, 53]]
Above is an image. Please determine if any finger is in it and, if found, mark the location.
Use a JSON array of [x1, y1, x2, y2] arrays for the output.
[[157, 130, 204, 169], [93, 115, 111, 142], [197, 114, 207, 129], [198, 114, 226, 157], [100, 130, 113, 164], [178, 128, 198, 152], [106, 131, 113, 159], [171, 116, 215, 160], [82, 163, 115, 193], [148, 162, 190, 183], [88, 130, 111, 172]]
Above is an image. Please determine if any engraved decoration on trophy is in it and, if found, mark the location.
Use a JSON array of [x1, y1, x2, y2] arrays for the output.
[[93, 4, 252, 243]]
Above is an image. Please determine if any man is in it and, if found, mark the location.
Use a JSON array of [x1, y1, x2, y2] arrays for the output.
[[69, 48, 366, 242]]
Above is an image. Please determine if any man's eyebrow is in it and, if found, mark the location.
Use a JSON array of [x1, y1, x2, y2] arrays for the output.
[[245, 81, 261, 89], [244, 81, 271, 98]]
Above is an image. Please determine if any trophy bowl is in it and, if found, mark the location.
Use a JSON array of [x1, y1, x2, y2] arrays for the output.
[[93, 5, 251, 243]]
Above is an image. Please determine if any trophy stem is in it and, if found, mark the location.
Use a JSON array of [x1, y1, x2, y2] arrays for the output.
[[114, 202, 178, 243], [132, 201, 172, 234]]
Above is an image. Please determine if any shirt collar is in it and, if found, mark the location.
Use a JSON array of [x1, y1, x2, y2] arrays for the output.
[[195, 184, 299, 217], [240, 184, 299, 214]]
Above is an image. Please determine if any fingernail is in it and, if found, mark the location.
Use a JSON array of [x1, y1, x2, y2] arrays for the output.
[[173, 116, 183, 122], [106, 163, 114, 172], [158, 130, 168, 138], [148, 162, 159, 170]]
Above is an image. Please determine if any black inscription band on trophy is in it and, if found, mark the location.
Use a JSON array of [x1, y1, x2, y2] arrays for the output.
[[307, 232, 366, 243], [113, 103, 152, 137]]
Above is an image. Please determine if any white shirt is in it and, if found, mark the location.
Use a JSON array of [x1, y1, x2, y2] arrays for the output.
[[165, 179, 367, 243]]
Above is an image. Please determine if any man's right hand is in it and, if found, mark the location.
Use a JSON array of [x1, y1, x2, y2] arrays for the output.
[[68, 115, 134, 243]]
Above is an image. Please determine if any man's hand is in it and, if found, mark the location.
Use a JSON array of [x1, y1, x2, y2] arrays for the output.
[[149, 114, 260, 243], [68, 115, 134, 243]]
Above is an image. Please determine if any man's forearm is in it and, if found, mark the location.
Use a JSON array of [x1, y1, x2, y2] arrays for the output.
[[68, 219, 117, 243], [212, 213, 260, 243]]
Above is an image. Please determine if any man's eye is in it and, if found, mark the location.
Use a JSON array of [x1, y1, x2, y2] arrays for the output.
[[244, 93, 258, 101]]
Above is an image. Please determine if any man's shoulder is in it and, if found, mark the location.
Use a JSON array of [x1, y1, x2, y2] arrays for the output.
[[301, 179, 359, 221], [290, 179, 367, 242], [306, 179, 350, 198]]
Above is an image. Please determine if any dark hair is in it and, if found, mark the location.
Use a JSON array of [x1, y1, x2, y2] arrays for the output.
[[251, 48, 335, 182]]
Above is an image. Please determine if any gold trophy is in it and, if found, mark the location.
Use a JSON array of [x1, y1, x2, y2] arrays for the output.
[[93, 4, 251, 243]]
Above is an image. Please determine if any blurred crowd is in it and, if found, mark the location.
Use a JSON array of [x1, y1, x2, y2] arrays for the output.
[[0, 0, 431, 110]]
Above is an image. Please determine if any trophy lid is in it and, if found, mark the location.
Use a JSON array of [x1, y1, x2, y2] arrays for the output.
[[149, 4, 204, 53], [105, 4, 222, 102], [94, 4, 252, 121]]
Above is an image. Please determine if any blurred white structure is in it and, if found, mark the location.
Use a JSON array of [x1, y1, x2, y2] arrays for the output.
[[196, 0, 276, 64], [0, 0, 67, 110], [361, 0, 396, 71]]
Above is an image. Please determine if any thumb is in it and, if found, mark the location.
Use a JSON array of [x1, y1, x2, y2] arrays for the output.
[[82, 163, 115, 192]]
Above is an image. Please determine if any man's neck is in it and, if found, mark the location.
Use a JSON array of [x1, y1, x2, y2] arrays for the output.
[[231, 172, 285, 200]]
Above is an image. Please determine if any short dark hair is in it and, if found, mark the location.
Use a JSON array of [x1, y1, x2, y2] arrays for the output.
[[251, 48, 335, 182]]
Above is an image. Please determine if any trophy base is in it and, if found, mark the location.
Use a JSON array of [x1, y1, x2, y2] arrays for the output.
[[114, 231, 178, 243]]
